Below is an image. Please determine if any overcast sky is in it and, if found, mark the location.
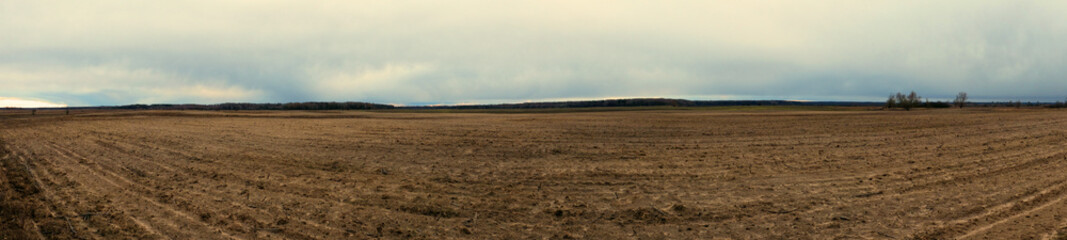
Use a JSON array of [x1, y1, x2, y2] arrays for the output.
[[2, 1, 1066, 107]]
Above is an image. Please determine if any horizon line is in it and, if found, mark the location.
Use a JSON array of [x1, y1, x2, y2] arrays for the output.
[[5, 97, 1064, 109]]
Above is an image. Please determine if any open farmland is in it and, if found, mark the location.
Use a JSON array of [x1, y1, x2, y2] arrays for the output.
[[3, 109, 1067, 239]]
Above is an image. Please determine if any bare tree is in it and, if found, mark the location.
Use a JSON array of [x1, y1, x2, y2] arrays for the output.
[[894, 92, 907, 110], [903, 91, 921, 111], [953, 92, 968, 108], [888, 91, 921, 110]]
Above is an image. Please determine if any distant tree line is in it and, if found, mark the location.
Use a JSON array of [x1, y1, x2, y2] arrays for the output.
[[985, 101, 1029, 108], [107, 102, 395, 111], [1040, 99, 1065, 108], [414, 98, 884, 109], [884, 91, 952, 110], [1047, 98, 1067, 108], [883, 91, 1067, 109], [978, 100, 1067, 108]]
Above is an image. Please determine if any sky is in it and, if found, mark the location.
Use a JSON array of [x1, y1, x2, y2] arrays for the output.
[[2, 1, 1067, 107]]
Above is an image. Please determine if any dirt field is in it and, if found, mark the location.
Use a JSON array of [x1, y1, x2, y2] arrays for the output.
[[2, 108, 1067, 239]]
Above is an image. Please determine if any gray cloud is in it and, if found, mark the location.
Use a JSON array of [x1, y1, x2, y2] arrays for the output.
[[2, 1, 1066, 106]]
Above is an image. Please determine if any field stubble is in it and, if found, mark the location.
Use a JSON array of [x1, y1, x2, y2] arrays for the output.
[[2, 109, 1067, 239]]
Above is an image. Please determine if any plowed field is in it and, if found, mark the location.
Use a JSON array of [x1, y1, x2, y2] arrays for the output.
[[3, 109, 1067, 239]]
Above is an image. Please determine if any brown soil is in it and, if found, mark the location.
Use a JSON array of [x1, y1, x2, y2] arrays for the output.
[[2, 109, 1067, 239]]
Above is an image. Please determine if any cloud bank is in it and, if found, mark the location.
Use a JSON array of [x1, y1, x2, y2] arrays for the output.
[[0, 97, 67, 108], [2, 1, 1066, 106]]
